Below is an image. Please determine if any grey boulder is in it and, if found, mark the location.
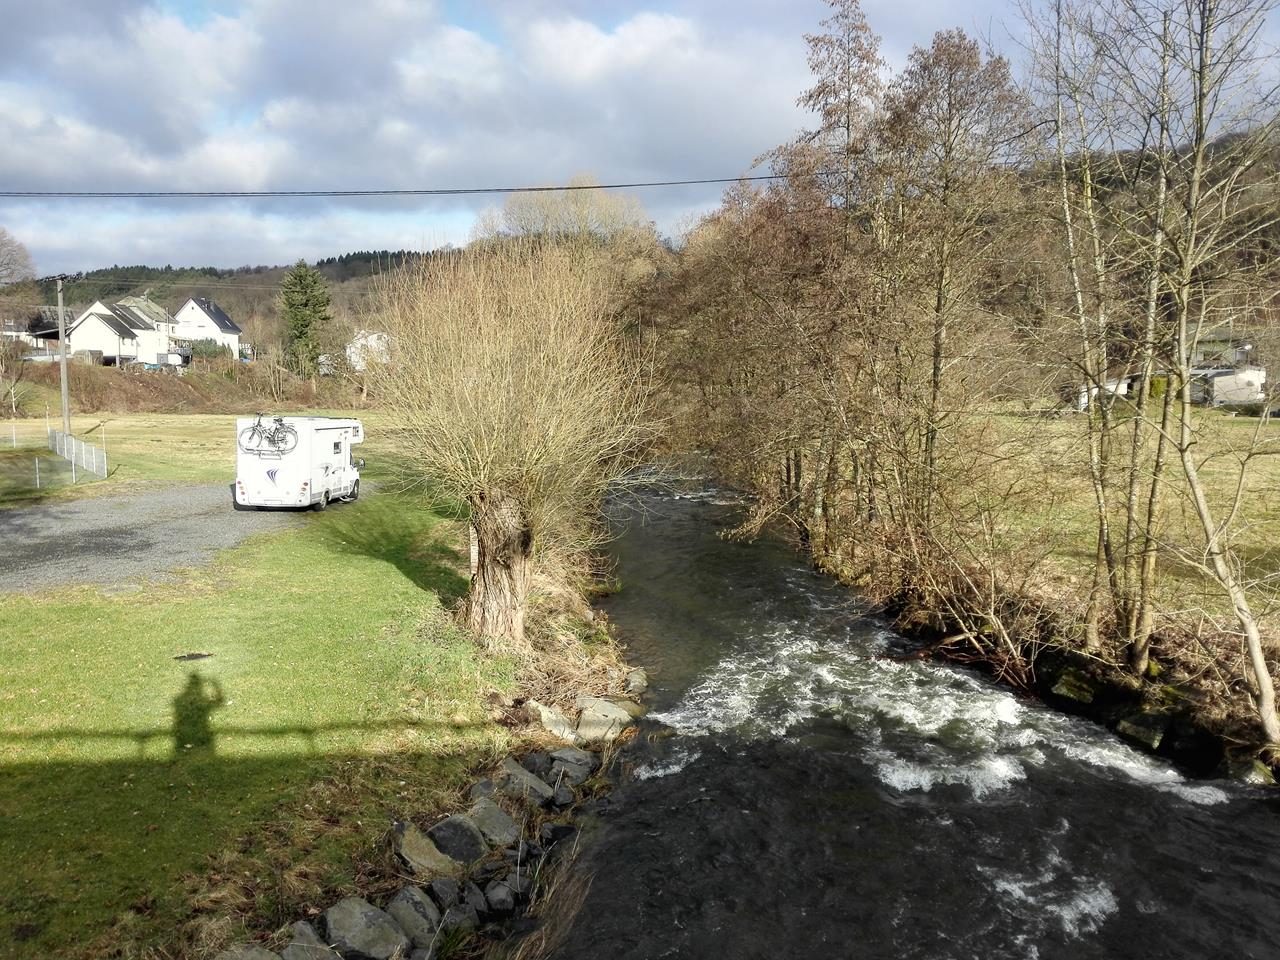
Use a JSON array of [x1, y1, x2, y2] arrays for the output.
[[469, 798, 521, 847], [427, 814, 489, 864], [280, 921, 341, 960], [575, 696, 637, 741], [439, 902, 479, 933], [550, 745, 599, 771], [385, 886, 441, 949], [527, 699, 581, 744], [624, 668, 649, 696], [427, 877, 460, 911], [498, 757, 555, 806], [550, 758, 593, 787], [484, 880, 516, 915], [322, 897, 411, 960], [392, 820, 461, 877]]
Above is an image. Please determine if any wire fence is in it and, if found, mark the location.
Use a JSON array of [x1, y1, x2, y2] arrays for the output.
[[48, 429, 108, 480]]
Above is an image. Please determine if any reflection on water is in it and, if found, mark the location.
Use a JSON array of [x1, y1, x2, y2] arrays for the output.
[[554, 491, 1280, 960]]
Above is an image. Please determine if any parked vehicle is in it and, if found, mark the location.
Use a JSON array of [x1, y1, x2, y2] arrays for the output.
[[233, 415, 364, 510]]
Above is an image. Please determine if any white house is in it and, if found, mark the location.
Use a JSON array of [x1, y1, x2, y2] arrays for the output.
[[67, 301, 171, 365], [173, 297, 242, 354], [345, 329, 391, 372]]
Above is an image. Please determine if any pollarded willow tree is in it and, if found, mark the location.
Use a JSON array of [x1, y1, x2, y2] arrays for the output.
[[369, 241, 654, 650]]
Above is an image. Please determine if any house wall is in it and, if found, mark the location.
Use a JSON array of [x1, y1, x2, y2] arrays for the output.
[[173, 301, 240, 353], [69, 306, 171, 363], [68, 313, 139, 363]]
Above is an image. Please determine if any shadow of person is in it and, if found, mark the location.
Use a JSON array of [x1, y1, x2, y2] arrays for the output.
[[173, 672, 225, 758]]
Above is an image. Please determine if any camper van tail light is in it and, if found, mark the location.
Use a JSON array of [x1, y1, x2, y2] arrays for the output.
[[301, 481, 309, 490]]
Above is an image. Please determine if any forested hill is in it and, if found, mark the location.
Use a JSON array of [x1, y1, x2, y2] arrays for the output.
[[30, 250, 433, 347]]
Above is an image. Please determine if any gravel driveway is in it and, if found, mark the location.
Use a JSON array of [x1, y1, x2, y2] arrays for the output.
[[0, 484, 301, 593]]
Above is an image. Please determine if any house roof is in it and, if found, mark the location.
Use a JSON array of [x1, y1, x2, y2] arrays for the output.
[[87, 311, 138, 340], [107, 303, 156, 332], [35, 306, 75, 332], [117, 295, 175, 328], [189, 297, 242, 334]]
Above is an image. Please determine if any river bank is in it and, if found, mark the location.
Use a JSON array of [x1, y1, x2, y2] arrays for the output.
[[869, 585, 1277, 786]]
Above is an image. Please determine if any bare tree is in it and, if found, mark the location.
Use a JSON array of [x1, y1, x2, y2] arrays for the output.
[[369, 243, 654, 650], [0, 228, 34, 286]]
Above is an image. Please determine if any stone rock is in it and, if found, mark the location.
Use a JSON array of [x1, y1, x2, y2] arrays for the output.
[[462, 879, 488, 916], [385, 886, 441, 949], [473, 858, 508, 884], [550, 758, 593, 787], [409, 949, 438, 960], [539, 822, 576, 848], [393, 820, 461, 877], [1115, 711, 1168, 751], [439, 903, 479, 933], [501, 840, 542, 865], [214, 946, 280, 960], [468, 779, 496, 801], [1224, 755, 1277, 785], [322, 897, 411, 960], [484, 881, 516, 915], [504, 869, 534, 897], [498, 756, 555, 806], [1050, 667, 1097, 705], [550, 745, 599, 771], [520, 750, 554, 780], [586, 695, 647, 719], [575, 697, 635, 741], [427, 877, 460, 911], [624, 668, 649, 696], [427, 814, 488, 864], [280, 921, 341, 960], [551, 783, 575, 808], [469, 798, 521, 847], [527, 699, 582, 744]]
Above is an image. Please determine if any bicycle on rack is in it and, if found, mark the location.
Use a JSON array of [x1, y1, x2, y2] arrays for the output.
[[237, 413, 299, 454]]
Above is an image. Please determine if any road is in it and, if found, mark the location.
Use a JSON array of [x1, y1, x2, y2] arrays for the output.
[[0, 484, 299, 593]]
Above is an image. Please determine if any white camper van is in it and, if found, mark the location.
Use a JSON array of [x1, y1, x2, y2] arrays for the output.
[[234, 415, 364, 510]]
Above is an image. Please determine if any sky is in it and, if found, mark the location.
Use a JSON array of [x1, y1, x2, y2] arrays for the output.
[[0, 0, 1017, 274]]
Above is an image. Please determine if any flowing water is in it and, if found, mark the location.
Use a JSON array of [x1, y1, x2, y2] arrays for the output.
[[553, 491, 1280, 960]]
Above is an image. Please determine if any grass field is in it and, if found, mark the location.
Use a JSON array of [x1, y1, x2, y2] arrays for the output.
[[982, 406, 1280, 624], [0, 413, 516, 957]]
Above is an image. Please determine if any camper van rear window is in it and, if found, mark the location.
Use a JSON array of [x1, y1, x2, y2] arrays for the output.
[[333, 442, 341, 454]]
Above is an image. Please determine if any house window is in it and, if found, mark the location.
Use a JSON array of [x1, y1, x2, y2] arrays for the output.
[[333, 441, 341, 455]]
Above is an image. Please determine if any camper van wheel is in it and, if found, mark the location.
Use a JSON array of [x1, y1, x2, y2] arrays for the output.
[[314, 491, 329, 512]]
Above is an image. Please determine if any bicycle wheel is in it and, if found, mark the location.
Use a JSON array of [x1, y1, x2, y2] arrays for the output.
[[273, 425, 299, 453], [238, 426, 264, 453]]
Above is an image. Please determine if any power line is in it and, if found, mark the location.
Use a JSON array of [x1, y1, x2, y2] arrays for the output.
[[0, 173, 793, 200]]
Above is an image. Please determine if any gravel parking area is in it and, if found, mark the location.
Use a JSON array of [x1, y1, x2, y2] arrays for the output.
[[0, 484, 300, 593]]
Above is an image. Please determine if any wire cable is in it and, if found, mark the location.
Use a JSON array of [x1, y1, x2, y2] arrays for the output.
[[0, 173, 793, 199]]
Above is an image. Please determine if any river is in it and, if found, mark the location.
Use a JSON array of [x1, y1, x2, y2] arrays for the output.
[[552, 490, 1280, 960]]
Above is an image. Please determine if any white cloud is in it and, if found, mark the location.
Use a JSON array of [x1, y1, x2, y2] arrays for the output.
[[0, 0, 1039, 272]]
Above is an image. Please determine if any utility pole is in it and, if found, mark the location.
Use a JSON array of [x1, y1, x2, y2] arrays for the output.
[[55, 276, 70, 436]]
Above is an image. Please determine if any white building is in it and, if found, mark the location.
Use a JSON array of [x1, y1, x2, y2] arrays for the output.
[[345, 329, 391, 372], [67, 301, 171, 365], [173, 297, 242, 355]]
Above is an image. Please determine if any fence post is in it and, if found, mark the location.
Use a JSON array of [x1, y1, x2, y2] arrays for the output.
[[35, 457, 40, 489]]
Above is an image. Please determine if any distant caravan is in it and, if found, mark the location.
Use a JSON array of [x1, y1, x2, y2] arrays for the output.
[[233, 415, 364, 511]]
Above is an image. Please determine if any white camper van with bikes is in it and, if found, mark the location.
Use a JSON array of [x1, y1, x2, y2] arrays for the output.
[[233, 414, 364, 511]]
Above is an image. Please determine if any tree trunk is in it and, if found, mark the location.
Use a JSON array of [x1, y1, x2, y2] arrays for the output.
[[467, 489, 532, 648]]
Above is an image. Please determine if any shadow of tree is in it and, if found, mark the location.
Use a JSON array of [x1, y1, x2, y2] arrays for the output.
[[320, 494, 470, 604]]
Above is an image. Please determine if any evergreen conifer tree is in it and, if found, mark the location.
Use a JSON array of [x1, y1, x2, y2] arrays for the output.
[[279, 259, 332, 375]]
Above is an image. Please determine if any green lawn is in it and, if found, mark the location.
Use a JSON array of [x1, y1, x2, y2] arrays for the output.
[[0, 486, 516, 957]]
